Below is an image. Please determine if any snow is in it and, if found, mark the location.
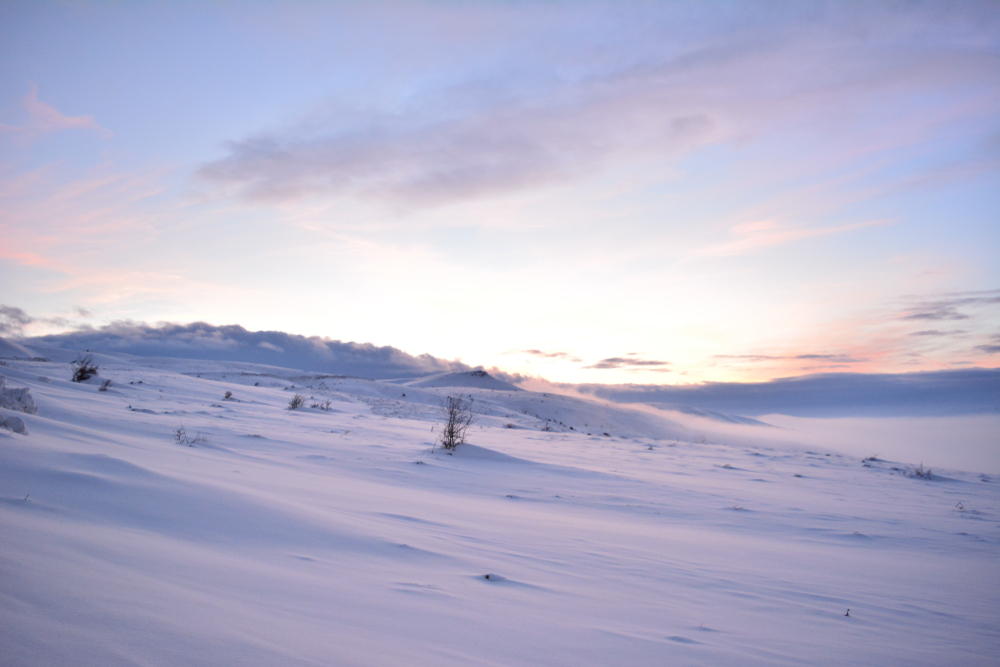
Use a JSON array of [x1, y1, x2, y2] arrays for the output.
[[0, 374, 39, 416], [404, 370, 523, 392], [0, 337, 35, 359], [1, 355, 997, 666]]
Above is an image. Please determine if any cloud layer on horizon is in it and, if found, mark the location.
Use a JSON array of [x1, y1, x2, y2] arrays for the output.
[[574, 370, 1000, 418], [19, 321, 472, 380], [6, 316, 997, 419]]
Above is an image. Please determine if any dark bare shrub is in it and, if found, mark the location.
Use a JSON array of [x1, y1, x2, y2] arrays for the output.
[[440, 396, 474, 450], [71, 354, 99, 382], [174, 425, 206, 447]]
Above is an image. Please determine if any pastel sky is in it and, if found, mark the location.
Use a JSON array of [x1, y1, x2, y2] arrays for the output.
[[1, 1, 998, 384]]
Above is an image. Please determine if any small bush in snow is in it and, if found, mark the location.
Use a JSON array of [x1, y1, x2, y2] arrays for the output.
[[174, 425, 206, 447], [71, 354, 99, 382], [908, 463, 932, 480], [98, 379, 112, 392], [288, 394, 305, 410], [439, 396, 474, 450], [224, 391, 233, 400], [310, 399, 333, 411]]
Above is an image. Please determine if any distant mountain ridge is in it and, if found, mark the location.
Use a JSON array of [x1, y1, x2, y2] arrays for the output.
[[6, 320, 999, 418], [12, 322, 470, 380]]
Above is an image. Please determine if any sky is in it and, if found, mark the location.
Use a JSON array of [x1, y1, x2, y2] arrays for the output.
[[1, 0, 998, 385]]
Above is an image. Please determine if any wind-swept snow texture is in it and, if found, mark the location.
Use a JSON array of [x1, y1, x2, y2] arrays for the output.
[[1, 355, 997, 666]]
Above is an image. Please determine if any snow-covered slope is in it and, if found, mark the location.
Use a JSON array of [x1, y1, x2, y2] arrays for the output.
[[0, 337, 35, 359], [403, 369, 522, 392], [15, 325, 472, 379], [1, 355, 997, 666]]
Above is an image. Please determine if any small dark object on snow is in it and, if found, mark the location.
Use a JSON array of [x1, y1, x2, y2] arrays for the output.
[[439, 396, 474, 450], [71, 354, 99, 382], [845, 609, 850, 617]]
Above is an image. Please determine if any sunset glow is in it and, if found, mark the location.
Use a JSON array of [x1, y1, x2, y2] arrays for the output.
[[2, 1, 997, 384]]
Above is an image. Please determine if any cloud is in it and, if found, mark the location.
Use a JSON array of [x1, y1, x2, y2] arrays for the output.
[[0, 162, 173, 274], [903, 307, 971, 322], [586, 355, 671, 371], [0, 304, 83, 336], [484, 368, 533, 386], [0, 305, 33, 335], [900, 290, 1000, 321], [0, 85, 110, 139], [695, 219, 888, 257], [973, 334, 1000, 355], [573, 369, 1000, 418], [22, 320, 471, 379], [516, 349, 582, 362], [714, 353, 864, 363], [196, 3, 1000, 208]]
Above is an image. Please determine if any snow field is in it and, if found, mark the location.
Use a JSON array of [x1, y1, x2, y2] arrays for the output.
[[1, 357, 997, 666]]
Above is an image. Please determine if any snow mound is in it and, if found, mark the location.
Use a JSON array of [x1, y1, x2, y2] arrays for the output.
[[0, 414, 28, 435], [0, 375, 38, 414], [406, 370, 521, 392], [442, 443, 530, 464]]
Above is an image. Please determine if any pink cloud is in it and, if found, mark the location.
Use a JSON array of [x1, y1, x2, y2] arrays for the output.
[[0, 163, 170, 278], [695, 218, 890, 257], [0, 85, 111, 139], [0, 246, 53, 269]]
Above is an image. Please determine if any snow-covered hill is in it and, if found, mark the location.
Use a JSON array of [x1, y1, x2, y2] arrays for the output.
[[1, 354, 997, 666], [403, 369, 523, 392]]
